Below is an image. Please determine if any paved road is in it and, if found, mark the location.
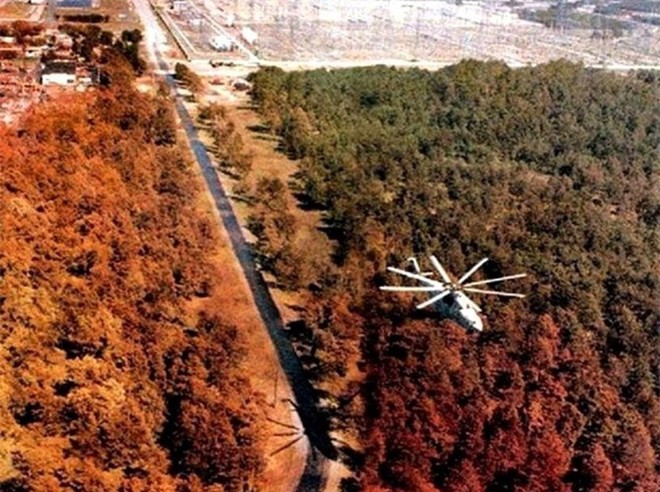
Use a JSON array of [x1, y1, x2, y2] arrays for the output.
[[44, 0, 56, 23], [130, 0, 335, 489]]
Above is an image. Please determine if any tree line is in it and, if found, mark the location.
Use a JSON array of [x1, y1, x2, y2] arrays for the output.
[[0, 32, 263, 490], [248, 61, 659, 490]]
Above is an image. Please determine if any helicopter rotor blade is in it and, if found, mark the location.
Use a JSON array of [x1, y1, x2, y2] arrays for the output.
[[457, 258, 489, 285], [416, 290, 451, 310], [462, 273, 527, 288], [463, 287, 525, 298], [429, 255, 452, 284], [380, 285, 447, 292], [387, 267, 446, 287]]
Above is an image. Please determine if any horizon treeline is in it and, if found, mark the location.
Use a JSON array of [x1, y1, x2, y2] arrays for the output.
[[0, 41, 263, 490], [248, 60, 659, 490]]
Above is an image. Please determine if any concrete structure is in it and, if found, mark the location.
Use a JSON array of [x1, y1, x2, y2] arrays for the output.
[[209, 34, 234, 51], [171, 0, 186, 13], [41, 61, 76, 86], [241, 26, 258, 45]]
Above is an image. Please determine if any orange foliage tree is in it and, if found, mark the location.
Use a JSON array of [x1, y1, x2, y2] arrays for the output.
[[0, 52, 263, 490]]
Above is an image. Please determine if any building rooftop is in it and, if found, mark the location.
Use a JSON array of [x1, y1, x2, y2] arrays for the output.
[[42, 61, 76, 75], [57, 0, 93, 7]]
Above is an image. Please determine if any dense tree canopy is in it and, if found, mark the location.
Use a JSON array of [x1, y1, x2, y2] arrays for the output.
[[0, 48, 262, 490], [248, 60, 659, 490]]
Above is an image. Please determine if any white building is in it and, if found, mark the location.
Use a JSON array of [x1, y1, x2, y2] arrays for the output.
[[241, 27, 258, 45], [41, 61, 76, 86], [171, 0, 186, 13], [209, 35, 234, 51]]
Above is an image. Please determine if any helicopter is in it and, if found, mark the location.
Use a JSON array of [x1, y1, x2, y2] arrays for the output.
[[380, 256, 527, 331]]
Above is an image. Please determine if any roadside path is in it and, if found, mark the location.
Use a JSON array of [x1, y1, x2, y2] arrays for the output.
[[171, 86, 334, 490], [130, 0, 335, 489]]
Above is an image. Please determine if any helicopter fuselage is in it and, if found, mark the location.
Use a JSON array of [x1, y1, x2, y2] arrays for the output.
[[434, 291, 484, 332]]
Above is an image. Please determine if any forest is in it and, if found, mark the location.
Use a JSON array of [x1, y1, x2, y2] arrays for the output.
[[0, 38, 263, 490], [247, 61, 659, 490]]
